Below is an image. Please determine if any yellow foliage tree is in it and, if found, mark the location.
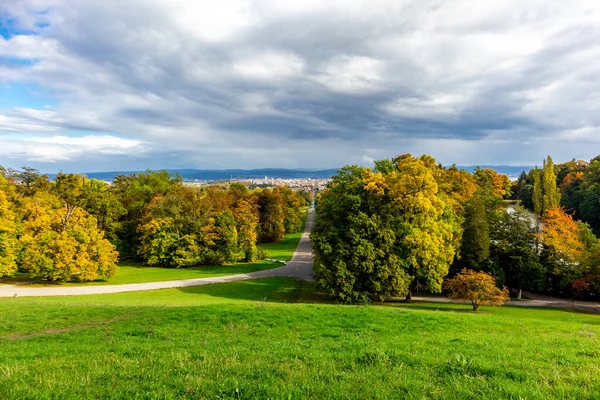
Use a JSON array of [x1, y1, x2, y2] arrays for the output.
[[0, 189, 19, 277], [20, 194, 119, 281], [445, 268, 510, 311]]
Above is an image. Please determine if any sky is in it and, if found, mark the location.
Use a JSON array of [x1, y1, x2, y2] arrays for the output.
[[1, 0, 600, 173]]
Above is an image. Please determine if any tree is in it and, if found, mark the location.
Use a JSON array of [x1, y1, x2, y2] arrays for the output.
[[280, 187, 306, 234], [389, 155, 459, 299], [532, 168, 543, 215], [445, 268, 510, 311], [14, 167, 51, 196], [311, 155, 459, 303], [19, 194, 119, 281], [137, 186, 241, 267], [458, 192, 489, 270], [233, 198, 260, 262], [538, 207, 585, 265], [542, 156, 561, 212], [257, 189, 285, 243], [111, 170, 181, 256], [0, 189, 19, 277], [489, 205, 541, 299], [538, 207, 587, 292], [474, 167, 512, 198], [311, 166, 410, 303]]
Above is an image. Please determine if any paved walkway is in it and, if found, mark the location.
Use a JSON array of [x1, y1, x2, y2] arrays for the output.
[[0, 205, 316, 298], [410, 292, 600, 313]]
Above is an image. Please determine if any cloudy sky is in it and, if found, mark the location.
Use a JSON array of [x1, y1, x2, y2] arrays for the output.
[[1, 0, 600, 172]]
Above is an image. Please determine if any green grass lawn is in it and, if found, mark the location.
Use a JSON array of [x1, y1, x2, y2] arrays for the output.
[[2, 260, 284, 287], [257, 212, 307, 261], [1, 278, 600, 399]]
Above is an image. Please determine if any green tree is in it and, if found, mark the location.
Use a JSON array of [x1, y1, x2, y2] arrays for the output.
[[490, 205, 541, 299], [312, 154, 459, 303], [111, 170, 181, 256], [458, 192, 489, 269], [257, 189, 285, 243], [311, 166, 410, 303], [532, 168, 543, 215]]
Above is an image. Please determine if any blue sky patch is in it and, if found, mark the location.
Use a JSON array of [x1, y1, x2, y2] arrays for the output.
[[0, 83, 56, 110]]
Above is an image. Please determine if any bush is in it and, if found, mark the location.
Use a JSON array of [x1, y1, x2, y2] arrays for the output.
[[445, 268, 510, 311]]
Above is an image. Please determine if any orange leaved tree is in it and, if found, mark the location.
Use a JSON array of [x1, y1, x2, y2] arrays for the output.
[[445, 269, 510, 311]]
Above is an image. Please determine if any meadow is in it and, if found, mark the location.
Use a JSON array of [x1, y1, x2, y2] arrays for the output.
[[1, 277, 600, 399]]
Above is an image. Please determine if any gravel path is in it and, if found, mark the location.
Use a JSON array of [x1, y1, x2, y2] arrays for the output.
[[410, 293, 600, 313], [0, 205, 315, 298]]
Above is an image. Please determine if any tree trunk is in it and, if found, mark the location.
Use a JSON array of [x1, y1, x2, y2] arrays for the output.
[[472, 301, 479, 311], [405, 290, 412, 303], [517, 288, 522, 300]]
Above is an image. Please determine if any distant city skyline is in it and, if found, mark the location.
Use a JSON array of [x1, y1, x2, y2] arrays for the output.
[[1, 1, 600, 171]]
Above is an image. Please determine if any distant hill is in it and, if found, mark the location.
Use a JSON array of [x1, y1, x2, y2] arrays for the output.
[[49, 166, 533, 182]]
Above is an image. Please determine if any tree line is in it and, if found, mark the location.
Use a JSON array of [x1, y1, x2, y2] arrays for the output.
[[311, 154, 600, 303], [0, 167, 310, 282]]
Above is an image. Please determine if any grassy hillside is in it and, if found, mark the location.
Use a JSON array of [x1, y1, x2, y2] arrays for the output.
[[1, 278, 599, 399]]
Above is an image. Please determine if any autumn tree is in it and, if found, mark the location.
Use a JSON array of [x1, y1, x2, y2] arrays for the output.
[[0, 189, 19, 277], [538, 207, 586, 291], [389, 154, 459, 299], [312, 154, 459, 303], [542, 156, 561, 213], [137, 186, 240, 267], [19, 193, 119, 281], [445, 268, 510, 311], [474, 167, 512, 198], [233, 197, 260, 262]]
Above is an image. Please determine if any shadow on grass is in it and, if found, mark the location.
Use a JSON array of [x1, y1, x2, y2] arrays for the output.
[[176, 278, 329, 304], [384, 303, 480, 313]]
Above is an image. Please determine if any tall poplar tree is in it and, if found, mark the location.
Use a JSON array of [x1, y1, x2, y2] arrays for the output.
[[532, 168, 543, 215], [542, 156, 561, 213]]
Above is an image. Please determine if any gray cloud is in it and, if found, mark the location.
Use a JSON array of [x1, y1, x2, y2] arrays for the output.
[[1, 0, 600, 172]]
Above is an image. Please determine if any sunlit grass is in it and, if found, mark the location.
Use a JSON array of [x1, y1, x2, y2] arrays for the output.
[[1, 278, 599, 399]]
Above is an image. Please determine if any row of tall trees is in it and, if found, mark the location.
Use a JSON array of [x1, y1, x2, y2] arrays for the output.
[[312, 154, 600, 303], [514, 155, 600, 231], [0, 167, 310, 281]]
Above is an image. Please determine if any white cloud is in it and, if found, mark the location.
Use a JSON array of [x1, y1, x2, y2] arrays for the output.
[[0, 135, 146, 163], [1, 0, 600, 170]]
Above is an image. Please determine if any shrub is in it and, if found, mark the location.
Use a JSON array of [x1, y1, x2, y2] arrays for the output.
[[445, 268, 510, 311]]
